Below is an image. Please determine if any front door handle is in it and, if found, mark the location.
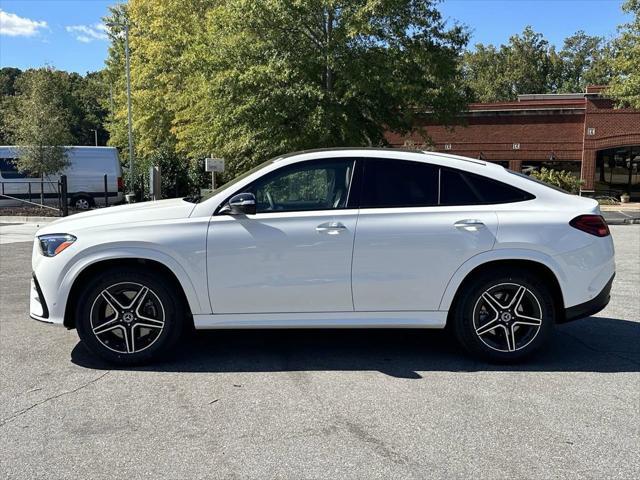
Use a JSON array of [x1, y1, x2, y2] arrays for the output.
[[316, 222, 347, 234], [454, 219, 485, 231]]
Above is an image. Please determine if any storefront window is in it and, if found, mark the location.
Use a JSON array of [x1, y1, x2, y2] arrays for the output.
[[596, 147, 640, 198]]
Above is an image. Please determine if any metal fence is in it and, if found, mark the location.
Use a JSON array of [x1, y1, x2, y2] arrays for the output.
[[0, 175, 71, 216]]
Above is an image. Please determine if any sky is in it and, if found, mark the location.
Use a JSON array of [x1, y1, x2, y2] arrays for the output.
[[0, 0, 631, 75]]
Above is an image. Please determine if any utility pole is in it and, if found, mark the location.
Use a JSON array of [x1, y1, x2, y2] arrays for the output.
[[106, 19, 135, 197], [124, 22, 134, 195]]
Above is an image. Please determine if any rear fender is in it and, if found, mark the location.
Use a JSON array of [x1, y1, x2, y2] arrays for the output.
[[439, 248, 567, 311]]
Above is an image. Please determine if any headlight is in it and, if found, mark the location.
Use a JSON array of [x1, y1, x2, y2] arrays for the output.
[[38, 234, 77, 257]]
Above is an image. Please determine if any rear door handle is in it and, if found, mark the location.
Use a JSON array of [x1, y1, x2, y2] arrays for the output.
[[316, 222, 347, 234], [454, 219, 485, 231]]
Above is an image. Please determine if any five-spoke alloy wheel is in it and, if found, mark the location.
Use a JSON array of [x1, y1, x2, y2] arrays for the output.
[[90, 282, 166, 354], [473, 283, 543, 353], [452, 269, 555, 363], [76, 268, 184, 365]]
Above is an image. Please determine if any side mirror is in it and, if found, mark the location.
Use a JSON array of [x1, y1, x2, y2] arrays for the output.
[[225, 192, 256, 215]]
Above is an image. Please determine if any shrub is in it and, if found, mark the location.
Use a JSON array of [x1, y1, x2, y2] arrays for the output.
[[530, 167, 583, 194]]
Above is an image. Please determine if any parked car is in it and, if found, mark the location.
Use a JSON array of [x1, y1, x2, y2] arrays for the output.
[[0, 146, 123, 210], [30, 148, 615, 364]]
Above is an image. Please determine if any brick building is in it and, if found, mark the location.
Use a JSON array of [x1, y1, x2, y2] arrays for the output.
[[387, 86, 640, 199]]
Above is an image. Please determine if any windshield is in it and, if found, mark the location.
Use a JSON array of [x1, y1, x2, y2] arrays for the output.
[[186, 158, 277, 203]]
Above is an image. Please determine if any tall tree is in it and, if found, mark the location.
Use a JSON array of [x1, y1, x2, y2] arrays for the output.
[[502, 26, 555, 97], [463, 26, 560, 101], [7, 68, 73, 177], [164, 0, 470, 176], [103, 1, 212, 193], [557, 31, 612, 93], [0, 67, 23, 143], [609, 0, 640, 108], [462, 44, 511, 102], [103, 0, 470, 180]]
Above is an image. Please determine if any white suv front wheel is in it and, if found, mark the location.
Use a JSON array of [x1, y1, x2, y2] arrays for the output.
[[75, 267, 184, 365]]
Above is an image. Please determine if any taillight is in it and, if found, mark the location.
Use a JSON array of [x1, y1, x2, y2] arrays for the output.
[[117, 176, 124, 191], [570, 215, 610, 237]]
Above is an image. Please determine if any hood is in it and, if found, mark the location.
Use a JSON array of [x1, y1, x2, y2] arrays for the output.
[[37, 198, 197, 235]]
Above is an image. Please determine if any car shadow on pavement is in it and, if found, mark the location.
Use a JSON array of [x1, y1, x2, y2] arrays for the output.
[[71, 316, 640, 378]]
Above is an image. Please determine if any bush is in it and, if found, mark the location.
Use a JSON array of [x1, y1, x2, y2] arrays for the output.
[[530, 167, 583, 194]]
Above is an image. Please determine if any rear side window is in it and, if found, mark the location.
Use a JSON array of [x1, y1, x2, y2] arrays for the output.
[[440, 168, 534, 205], [360, 158, 534, 208], [361, 159, 439, 207]]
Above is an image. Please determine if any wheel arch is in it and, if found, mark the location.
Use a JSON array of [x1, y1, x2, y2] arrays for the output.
[[440, 251, 567, 322], [63, 256, 197, 329]]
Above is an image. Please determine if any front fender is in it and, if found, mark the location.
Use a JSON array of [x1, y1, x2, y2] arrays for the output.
[[438, 248, 568, 311], [51, 244, 208, 324]]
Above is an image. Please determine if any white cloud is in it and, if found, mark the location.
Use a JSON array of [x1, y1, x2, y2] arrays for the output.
[[0, 9, 47, 37], [66, 23, 108, 43]]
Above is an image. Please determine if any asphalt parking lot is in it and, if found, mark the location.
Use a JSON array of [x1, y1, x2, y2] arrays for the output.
[[1, 226, 639, 480]]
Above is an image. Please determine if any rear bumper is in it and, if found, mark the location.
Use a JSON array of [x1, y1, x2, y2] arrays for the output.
[[562, 273, 614, 323]]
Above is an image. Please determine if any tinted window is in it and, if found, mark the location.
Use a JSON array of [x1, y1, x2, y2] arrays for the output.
[[248, 159, 354, 213], [361, 159, 439, 207], [0, 158, 28, 179], [440, 168, 534, 205]]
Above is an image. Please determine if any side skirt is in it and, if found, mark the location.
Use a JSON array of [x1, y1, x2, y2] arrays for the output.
[[192, 311, 448, 329]]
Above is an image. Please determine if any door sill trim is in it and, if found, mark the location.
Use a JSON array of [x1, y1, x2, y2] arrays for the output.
[[193, 311, 447, 329]]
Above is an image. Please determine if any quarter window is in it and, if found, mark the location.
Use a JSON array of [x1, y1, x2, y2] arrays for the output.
[[248, 159, 354, 213], [440, 168, 534, 205]]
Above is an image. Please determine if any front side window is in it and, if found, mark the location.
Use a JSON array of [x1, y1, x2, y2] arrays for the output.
[[361, 159, 439, 208], [248, 159, 354, 213]]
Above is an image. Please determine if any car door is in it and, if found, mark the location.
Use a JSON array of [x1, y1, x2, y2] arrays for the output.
[[207, 158, 358, 314], [351, 158, 499, 312]]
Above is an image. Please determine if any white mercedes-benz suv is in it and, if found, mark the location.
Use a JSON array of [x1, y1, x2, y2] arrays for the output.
[[30, 149, 615, 364]]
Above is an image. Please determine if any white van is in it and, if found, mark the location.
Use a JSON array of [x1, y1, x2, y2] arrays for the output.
[[0, 146, 124, 209]]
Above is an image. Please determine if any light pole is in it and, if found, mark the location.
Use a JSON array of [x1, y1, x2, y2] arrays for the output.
[[124, 22, 134, 195], [90, 129, 98, 146], [106, 19, 135, 196]]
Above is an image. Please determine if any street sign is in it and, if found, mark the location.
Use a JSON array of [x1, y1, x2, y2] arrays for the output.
[[205, 158, 225, 173]]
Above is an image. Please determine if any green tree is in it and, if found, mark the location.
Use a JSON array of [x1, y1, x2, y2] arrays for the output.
[[462, 44, 511, 102], [0, 68, 23, 143], [117, 0, 469, 177], [103, 1, 212, 195], [7, 68, 73, 177], [609, 0, 640, 108], [463, 27, 558, 102], [557, 31, 612, 93], [502, 27, 556, 97]]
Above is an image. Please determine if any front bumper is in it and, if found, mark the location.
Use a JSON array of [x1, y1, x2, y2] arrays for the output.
[[563, 273, 614, 323], [30, 274, 53, 323]]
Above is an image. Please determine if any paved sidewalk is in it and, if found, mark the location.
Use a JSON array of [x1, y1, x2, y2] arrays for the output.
[[0, 219, 54, 245]]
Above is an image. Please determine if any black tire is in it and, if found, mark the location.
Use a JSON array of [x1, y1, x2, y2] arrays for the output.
[[75, 267, 185, 365], [70, 194, 94, 210], [451, 267, 555, 363]]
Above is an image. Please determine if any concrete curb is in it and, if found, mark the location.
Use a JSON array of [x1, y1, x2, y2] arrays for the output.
[[0, 216, 58, 224], [606, 218, 640, 225]]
